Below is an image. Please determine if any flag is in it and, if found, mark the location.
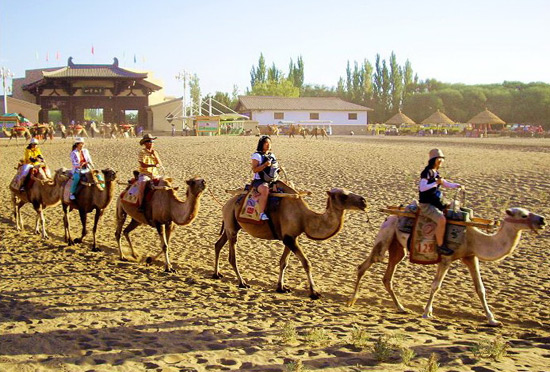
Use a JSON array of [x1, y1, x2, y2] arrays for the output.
[[46, 52, 49, 62], [56, 51, 60, 61], [35, 51, 39, 61], [91, 45, 95, 55], [133, 54, 136, 63]]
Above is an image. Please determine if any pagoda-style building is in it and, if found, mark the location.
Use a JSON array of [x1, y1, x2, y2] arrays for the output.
[[14, 57, 161, 127]]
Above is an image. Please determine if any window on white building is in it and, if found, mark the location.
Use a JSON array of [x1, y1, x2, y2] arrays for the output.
[[310, 113, 319, 120], [348, 113, 358, 120], [274, 112, 284, 120]]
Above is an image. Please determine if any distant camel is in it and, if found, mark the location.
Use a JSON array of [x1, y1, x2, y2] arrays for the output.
[[62, 169, 117, 251], [213, 182, 367, 299], [310, 127, 328, 139], [115, 177, 206, 272], [267, 124, 280, 136], [347, 207, 546, 326], [119, 124, 136, 138], [2, 126, 31, 143], [67, 124, 89, 138], [10, 168, 69, 238]]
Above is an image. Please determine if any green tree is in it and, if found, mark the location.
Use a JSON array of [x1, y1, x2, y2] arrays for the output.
[[189, 74, 201, 115], [250, 79, 299, 97], [388, 51, 403, 113], [250, 53, 267, 88]]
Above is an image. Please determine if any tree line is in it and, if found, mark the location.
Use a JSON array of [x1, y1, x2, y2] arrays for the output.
[[197, 52, 550, 128]]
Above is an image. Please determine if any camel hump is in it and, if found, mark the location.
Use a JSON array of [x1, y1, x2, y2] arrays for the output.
[[273, 180, 298, 194]]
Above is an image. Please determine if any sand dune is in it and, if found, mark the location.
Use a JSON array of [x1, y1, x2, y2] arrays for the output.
[[1, 135, 549, 371]]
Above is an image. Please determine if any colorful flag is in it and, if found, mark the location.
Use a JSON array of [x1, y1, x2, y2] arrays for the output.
[[46, 52, 49, 62], [56, 51, 60, 60], [35, 51, 39, 60], [133, 54, 136, 63], [91, 45, 95, 55]]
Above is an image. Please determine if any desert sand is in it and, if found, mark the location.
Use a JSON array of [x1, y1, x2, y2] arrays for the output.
[[1, 134, 549, 371]]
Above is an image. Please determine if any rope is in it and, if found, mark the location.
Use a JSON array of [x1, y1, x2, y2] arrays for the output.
[[208, 187, 225, 207]]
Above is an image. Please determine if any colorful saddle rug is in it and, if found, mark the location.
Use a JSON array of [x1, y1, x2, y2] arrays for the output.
[[237, 188, 263, 224]]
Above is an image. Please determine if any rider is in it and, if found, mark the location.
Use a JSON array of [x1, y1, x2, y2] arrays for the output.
[[69, 137, 95, 200], [16, 138, 47, 191], [418, 148, 463, 255], [251, 135, 279, 221], [137, 133, 163, 212]]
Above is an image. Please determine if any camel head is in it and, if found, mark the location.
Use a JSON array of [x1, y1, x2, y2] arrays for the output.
[[186, 177, 206, 197], [55, 167, 72, 182], [101, 168, 117, 182], [326, 188, 367, 211], [504, 207, 546, 232]]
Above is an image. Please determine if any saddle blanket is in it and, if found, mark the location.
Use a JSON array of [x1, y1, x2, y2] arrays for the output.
[[237, 188, 263, 224], [121, 182, 140, 205]]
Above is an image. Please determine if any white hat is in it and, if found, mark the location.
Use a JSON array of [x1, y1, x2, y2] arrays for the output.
[[29, 138, 39, 145], [74, 137, 85, 145], [429, 148, 445, 160]]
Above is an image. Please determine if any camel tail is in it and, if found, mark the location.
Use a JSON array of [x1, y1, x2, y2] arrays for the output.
[[218, 221, 225, 236]]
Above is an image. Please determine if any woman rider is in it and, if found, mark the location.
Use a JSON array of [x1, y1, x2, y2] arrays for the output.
[[418, 148, 463, 255], [251, 135, 278, 221], [16, 137, 47, 191], [69, 137, 95, 200]]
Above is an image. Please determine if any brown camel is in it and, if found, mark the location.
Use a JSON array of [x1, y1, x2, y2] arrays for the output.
[[310, 127, 328, 139], [267, 124, 280, 136], [118, 124, 136, 138], [213, 182, 367, 299], [10, 168, 69, 238], [2, 126, 31, 143], [115, 177, 206, 272], [348, 207, 546, 326], [62, 169, 117, 251], [67, 124, 89, 138]]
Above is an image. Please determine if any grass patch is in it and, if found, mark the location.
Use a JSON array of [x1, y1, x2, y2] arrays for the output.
[[347, 324, 369, 349], [471, 336, 509, 362], [304, 327, 330, 347], [280, 321, 298, 344], [284, 359, 305, 372], [419, 353, 439, 372], [400, 346, 416, 366]]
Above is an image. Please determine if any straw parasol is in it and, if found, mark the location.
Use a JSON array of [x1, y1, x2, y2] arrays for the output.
[[384, 110, 415, 125], [421, 109, 455, 125], [467, 109, 505, 136], [467, 108, 505, 126]]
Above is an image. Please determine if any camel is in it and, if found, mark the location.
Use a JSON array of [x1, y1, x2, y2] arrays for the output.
[[347, 207, 546, 326], [310, 127, 328, 139], [115, 177, 207, 272], [118, 124, 136, 138], [287, 124, 297, 138], [57, 123, 68, 139], [213, 182, 367, 299], [2, 126, 31, 143], [10, 168, 69, 238], [67, 124, 89, 138], [62, 168, 117, 251], [30, 124, 50, 140], [267, 124, 280, 136]]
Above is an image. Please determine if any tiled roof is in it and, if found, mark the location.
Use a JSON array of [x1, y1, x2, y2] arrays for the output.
[[237, 96, 372, 111], [43, 65, 147, 79]]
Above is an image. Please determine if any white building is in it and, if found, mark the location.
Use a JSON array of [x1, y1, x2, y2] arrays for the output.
[[236, 96, 372, 135]]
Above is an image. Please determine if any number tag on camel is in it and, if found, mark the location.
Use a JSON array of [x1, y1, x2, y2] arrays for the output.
[[410, 213, 442, 264], [237, 188, 263, 225]]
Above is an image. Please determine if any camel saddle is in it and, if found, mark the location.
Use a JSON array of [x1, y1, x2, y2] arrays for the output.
[[236, 183, 284, 225], [397, 201, 471, 264], [10, 166, 50, 192], [62, 171, 105, 203], [120, 177, 171, 206]]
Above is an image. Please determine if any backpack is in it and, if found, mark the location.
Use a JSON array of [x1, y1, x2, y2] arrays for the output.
[[258, 153, 280, 183]]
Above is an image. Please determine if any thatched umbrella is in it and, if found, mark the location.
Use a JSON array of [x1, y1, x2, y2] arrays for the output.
[[385, 110, 415, 125], [467, 109, 506, 136], [421, 109, 455, 134]]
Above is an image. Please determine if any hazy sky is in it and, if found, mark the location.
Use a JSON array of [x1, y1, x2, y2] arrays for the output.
[[1, 0, 548, 97]]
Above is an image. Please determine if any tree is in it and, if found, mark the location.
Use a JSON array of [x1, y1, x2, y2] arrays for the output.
[[250, 53, 267, 88], [189, 74, 201, 115], [388, 51, 403, 114], [250, 79, 299, 97]]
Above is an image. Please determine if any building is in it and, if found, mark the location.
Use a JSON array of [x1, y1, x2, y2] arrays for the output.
[[12, 57, 162, 128], [236, 96, 372, 134], [0, 96, 41, 123]]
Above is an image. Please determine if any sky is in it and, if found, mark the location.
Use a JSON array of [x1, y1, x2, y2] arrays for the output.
[[1, 0, 549, 98]]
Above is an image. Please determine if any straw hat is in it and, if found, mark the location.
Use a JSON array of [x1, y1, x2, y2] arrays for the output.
[[74, 137, 85, 145], [429, 148, 445, 160], [140, 133, 157, 145]]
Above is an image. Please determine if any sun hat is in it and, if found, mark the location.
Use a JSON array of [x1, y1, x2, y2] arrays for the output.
[[140, 133, 157, 145], [74, 137, 85, 145], [29, 138, 39, 145], [429, 148, 445, 160]]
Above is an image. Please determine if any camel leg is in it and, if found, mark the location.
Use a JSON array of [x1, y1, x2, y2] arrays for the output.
[[276, 246, 292, 293], [62, 204, 73, 244], [73, 209, 88, 245], [461, 256, 500, 326], [348, 241, 386, 306], [227, 232, 249, 288], [91, 208, 103, 252], [121, 218, 141, 260], [282, 235, 320, 299], [382, 239, 407, 312], [12, 194, 21, 230], [422, 259, 452, 319], [152, 223, 176, 273], [212, 230, 228, 279], [35, 204, 49, 239]]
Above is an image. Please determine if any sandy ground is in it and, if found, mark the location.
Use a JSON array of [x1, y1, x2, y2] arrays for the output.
[[0, 134, 549, 372]]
